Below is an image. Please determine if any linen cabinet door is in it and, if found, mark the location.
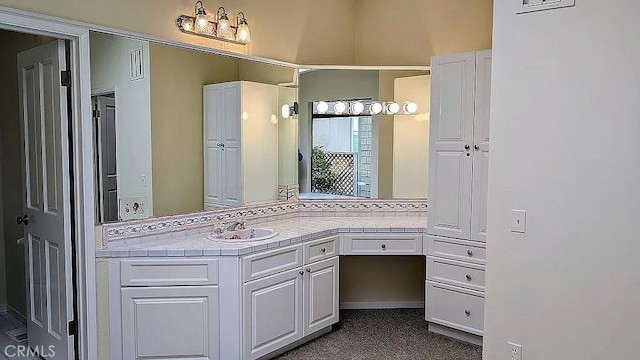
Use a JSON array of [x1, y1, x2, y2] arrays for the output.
[[427, 52, 475, 240], [121, 286, 220, 360], [303, 257, 339, 336], [471, 50, 492, 242], [221, 83, 242, 206], [204, 85, 224, 205], [243, 268, 303, 360]]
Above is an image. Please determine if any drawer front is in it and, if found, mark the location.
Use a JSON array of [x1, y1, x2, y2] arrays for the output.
[[303, 236, 339, 264], [121, 259, 219, 286], [427, 257, 485, 292], [426, 235, 486, 265], [342, 233, 423, 255], [243, 245, 303, 282], [426, 282, 484, 336]]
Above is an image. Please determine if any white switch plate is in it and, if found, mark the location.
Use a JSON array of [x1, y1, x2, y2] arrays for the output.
[[511, 209, 527, 233], [516, 0, 575, 14], [119, 197, 149, 220], [509, 342, 523, 360]]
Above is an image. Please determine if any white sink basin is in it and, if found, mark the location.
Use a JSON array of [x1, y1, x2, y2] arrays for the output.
[[207, 228, 278, 242]]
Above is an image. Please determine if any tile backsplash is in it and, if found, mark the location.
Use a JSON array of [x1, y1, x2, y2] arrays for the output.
[[100, 198, 427, 247]]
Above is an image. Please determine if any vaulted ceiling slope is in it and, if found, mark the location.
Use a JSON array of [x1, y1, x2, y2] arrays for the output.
[[0, 0, 492, 65]]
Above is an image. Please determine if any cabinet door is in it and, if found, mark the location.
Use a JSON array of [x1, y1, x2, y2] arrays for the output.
[[471, 50, 492, 242], [303, 257, 339, 336], [204, 85, 224, 205], [427, 52, 476, 240], [243, 268, 303, 360], [121, 286, 219, 360], [222, 84, 242, 206]]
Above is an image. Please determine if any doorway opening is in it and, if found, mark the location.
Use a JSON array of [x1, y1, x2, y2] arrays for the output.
[[91, 93, 118, 223]]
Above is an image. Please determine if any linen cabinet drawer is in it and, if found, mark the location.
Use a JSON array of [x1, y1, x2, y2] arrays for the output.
[[243, 244, 303, 282], [303, 235, 339, 264], [426, 235, 486, 265], [120, 258, 219, 286], [341, 233, 423, 255], [427, 257, 485, 292], [426, 282, 484, 336]]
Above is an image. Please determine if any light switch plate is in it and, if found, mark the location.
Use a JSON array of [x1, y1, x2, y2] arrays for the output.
[[516, 0, 575, 14], [511, 209, 527, 233], [120, 197, 149, 220]]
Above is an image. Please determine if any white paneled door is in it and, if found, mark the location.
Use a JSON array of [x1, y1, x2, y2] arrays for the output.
[[303, 257, 339, 336], [17, 40, 73, 360], [427, 52, 476, 240]]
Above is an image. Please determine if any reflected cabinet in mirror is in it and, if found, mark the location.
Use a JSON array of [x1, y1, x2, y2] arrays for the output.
[[297, 69, 430, 200], [89, 31, 298, 223]]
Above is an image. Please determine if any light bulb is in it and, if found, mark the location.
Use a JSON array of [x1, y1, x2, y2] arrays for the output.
[[403, 101, 418, 114], [236, 17, 251, 43], [182, 18, 194, 32], [242, 112, 249, 120], [317, 101, 329, 114], [195, 13, 209, 33], [270, 114, 278, 124], [369, 102, 383, 115], [386, 102, 400, 114], [334, 101, 347, 114], [351, 101, 364, 115], [281, 105, 291, 119]]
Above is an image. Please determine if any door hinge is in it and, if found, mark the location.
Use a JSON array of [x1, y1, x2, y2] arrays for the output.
[[93, 109, 101, 118], [61, 70, 71, 87], [68, 320, 77, 336]]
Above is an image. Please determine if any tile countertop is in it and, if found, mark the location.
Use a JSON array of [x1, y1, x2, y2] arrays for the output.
[[96, 216, 427, 258]]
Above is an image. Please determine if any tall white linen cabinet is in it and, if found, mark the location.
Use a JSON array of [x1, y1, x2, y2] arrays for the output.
[[203, 81, 279, 209], [425, 49, 492, 345]]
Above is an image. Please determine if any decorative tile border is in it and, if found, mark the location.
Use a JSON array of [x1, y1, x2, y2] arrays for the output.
[[100, 198, 427, 247]]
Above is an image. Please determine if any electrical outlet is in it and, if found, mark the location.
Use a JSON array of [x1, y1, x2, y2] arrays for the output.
[[119, 197, 149, 220], [509, 342, 523, 360]]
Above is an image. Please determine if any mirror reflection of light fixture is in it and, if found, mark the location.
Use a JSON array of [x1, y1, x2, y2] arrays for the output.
[[235, 12, 251, 44], [317, 101, 329, 114], [281, 102, 299, 119], [386, 102, 400, 115], [369, 102, 384, 115], [334, 101, 347, 114], [403, 101, 418, 114], [176, 2, 251, 45], [351, 101, 365, 115]]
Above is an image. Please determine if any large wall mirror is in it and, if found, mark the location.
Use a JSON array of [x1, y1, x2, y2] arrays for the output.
[[297, 68, 430, 200], [89, 31, 298, 223]]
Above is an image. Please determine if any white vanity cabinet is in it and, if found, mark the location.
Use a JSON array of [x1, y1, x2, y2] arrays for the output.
[[426, 49, 491, 344], [203, 81, 279, 209]]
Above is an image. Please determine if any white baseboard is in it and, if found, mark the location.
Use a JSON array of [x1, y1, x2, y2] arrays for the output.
[[6, 305, 27, 325], [340, 301, 425, 310]]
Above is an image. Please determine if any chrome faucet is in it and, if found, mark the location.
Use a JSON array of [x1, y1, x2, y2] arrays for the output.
[[227, 219, 247, 232]]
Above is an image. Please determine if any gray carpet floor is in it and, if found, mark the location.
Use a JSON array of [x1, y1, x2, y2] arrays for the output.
[[273, 309, 482, 360]]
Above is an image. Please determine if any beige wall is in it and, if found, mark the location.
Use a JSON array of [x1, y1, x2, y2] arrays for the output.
[[0, 31, 54, 316], [239, 60, 296, 85], [393, 75, 430, 198], [149, 43, 240, 216], [277, 87, 299, 187]]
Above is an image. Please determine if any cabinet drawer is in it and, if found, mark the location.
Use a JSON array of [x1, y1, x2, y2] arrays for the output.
[[243, 245, 303, 282], [426, 282, 484, 336], [121, 259, 219, 286], [341, 233, 423, 255], [303, 235, 339, 264], [426, 235, 486, 265], [427, 257, 485, 292]]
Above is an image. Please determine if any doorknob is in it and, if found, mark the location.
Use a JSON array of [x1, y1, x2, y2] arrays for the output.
[[16, 215, 29, 226], [464, 144, 470, 150]]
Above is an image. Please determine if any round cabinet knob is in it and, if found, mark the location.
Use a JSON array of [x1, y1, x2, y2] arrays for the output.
[[16, 215, 29, 226], [299, 271, 304, 276], [467, 249, 474, 257], [466, 153, 470, 157], [465, 274, 472, 281], [474, 145, 480, 150], [464, 144, 470, 150], [306, 268, 311, 273], [381, 244, 386, 249], [464, 309, 471, 316], [321, 248, 326, 253]]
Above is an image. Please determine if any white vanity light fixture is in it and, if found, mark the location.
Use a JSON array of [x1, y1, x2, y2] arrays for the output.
[[334, 101, 347, 115], [176, 2, 251, 44], [369, 102, 384, 115], [316, 101, 329, 114], [403, 101, 419, 114], [351, 101, 365, 115], [386, 102, 400, 115]]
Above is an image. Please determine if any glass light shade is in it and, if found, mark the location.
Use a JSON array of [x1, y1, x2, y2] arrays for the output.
[[369, 102, 383, 115], [236, 23, 251, 43], [217, 18, 234, 40], [281, 105, 291, 119], [334, 101, 347, 114], [403, 101, 418, 114], [351, 101, 365, 115], [195, 13, 209, 33], [317, 101, 329, 114], [182, 18, 194, 32], [386, 102, 400, 114]]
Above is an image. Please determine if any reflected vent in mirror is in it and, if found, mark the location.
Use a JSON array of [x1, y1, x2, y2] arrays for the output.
[[130, 48, 144, 81]]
